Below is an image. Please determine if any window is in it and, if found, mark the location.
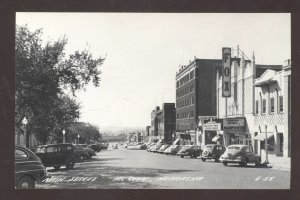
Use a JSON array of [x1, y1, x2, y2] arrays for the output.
[[270, 97, 275, 113], [255, 100, 259, 114], [15, 149, 28, 159], [262, 99, 266, 114], [47, 146, 57, 153], [191, 97, 194, 105], [190, 84, 194, 93], [279, 96, 283, 112], [190, 70, 195, 79]]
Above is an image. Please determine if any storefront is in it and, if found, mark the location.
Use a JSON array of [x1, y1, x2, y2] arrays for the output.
[[202, 120, 222, 146], [222, 117, 249, 147]]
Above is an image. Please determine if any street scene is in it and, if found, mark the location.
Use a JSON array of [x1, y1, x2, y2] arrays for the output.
[[14, 13, 291, 189], [35, 143, 289, 189]]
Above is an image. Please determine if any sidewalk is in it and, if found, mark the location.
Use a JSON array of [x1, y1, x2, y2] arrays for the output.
[[260, 152, 290, 171]]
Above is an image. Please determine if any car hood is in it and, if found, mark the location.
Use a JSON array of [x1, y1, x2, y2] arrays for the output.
[[222, 150, 241, 158]]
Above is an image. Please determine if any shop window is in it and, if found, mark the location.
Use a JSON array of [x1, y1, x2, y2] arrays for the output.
[[270, 97, 275, 113], [279, 96, 283, 113], [262, 99, 266, 114], [255, 100, 259, 114]]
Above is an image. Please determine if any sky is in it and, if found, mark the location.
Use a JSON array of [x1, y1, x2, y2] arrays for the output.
[[16, 13, 291, 128]]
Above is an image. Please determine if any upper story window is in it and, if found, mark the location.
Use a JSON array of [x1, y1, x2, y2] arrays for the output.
[[255, 100, 259, 114], [190, 84, 194, 93], [270, 97, 275, 113], [191, 97, 194, 105], [190, 70, 195, 79], [262, 99, 266, 114], [279, 96, 283, 113]]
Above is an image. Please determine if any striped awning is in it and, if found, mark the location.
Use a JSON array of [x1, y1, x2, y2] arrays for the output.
[[253, 133, 274, 141]]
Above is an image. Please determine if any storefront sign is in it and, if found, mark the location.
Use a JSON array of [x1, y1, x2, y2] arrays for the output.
[[222, 47, 231, 97], [223, 118, 245, 131], [203, 123, 221, 131]]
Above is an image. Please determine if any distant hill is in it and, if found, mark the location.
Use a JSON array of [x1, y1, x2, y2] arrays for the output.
[[100, 126, 145, 135]]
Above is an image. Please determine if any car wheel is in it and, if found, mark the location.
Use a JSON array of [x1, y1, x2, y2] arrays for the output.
[[17, 176, 35, 189], [53, 166, 61, 170], [181, 155, 184, 158], [223, 162, 228, 166], [66, 158, 75, 169], [201, 158, 206, 162]]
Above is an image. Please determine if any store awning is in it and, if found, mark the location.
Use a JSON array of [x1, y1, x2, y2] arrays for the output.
[[253, 133, 274, 141], [212, 135, 221, 142], [173, 138, 180, 145]]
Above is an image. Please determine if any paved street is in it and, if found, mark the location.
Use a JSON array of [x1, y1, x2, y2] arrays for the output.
[[36, 145, 290, 189]]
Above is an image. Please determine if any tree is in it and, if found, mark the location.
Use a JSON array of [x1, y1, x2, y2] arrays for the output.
[[67, 122, 102, 144], [15, 25, 105, 146]]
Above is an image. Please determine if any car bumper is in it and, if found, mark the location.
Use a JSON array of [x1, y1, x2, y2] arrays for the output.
[[219, 158, 243, 163]]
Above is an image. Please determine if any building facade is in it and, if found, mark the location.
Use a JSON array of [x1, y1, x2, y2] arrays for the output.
[[215, 47, 289, 161], [150, 103, 176, 144], [175, 58, 221, 144]]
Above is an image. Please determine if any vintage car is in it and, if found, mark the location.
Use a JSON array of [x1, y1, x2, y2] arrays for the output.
[[157, 144, 170, 154], [15, 145, 49, 189], [219, 145, 261, 167], [163, 145, 182, 155], [79, 144, 96, 159], [36, 143, 76, 170], [176, 145, 202, 158], [74, 144, 90, 162], [150, 143, 163, 153], [88, 143, 102, 152], [201, 144, 226, 162], [112, 144, 118, 149]]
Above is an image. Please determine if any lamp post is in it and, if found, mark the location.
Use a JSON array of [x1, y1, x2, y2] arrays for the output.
[[22, 117, 28, 146], [77, 134, 80, 144], [62, 129, 66, 143], [263, 121, 269, 164]]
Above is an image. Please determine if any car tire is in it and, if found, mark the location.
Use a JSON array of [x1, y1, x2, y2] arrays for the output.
[[223, 162, 228, 166], [66, 158, 75, 169], [181, 155, 184, 158], [17, 176, 35, 189], [53, 166, 61, 170], [201, 158, 206, 162]]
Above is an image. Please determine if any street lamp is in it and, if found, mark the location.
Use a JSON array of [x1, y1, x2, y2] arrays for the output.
[[77, 134, 80, 144], [20, 117, 28, 145], [62, 129, 66, 143], [263, 121, 269, 164]]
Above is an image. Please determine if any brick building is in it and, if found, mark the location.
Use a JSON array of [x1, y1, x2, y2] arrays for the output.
[[150, 103, 176, 144], [175, 58, 221, 144]]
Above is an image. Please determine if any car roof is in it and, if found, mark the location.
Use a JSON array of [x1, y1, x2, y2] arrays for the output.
[[227, 145, 249, 148], [37, 143, 73, 147]]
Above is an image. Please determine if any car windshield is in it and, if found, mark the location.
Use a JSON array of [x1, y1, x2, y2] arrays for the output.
[[36, 147, 46, 153], [227, 146, 240, 150]]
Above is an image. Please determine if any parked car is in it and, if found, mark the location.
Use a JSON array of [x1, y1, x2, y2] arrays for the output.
[[79, 144, 96, 159], [201, 144, 226, 162], [219, 145, 261, 167], [74, 145, 90, 161], [100, 142, 109, 150], [177, 145, 202, 158], [15, 145, 49, 189], [88, 144, 101, 152], [36, 143, 76, 170], [112, 144, 118, 149], [164, 145, 182, 155], [150, 143, 163, 153], [157, 144, 170, 153]]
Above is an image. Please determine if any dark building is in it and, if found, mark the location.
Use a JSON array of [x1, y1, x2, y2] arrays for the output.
[[150, 103, 176, 144], [175, 58, 221, 144], [145, 126, 151, 137]]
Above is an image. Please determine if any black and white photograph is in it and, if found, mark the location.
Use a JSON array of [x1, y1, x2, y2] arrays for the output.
[[14, 12, 291, 189]]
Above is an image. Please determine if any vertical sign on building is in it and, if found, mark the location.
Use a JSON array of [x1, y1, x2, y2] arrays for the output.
[[222, 47, 231, 97]]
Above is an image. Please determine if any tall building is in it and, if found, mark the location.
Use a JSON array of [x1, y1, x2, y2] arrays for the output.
[[175, 58, 221, 144], [150, 103, 176, 144]]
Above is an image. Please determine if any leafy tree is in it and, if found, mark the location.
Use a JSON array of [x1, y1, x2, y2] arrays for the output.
[[15, 25, 105, 146], [67, 122, 102, 144]]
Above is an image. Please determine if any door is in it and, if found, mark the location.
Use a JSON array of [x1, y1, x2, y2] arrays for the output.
[[45, 146, 59, 166]]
